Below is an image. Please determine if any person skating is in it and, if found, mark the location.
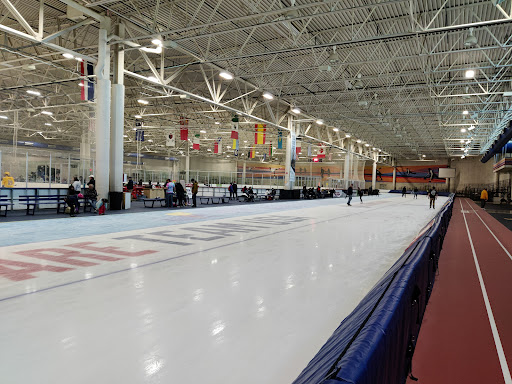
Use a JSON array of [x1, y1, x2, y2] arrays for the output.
[[429, 187, 437, 209], [413, 187, 418, 199], [357, 186, 363, 203], [347, 184, 353, 206], [402, 186, 407, 197], [480, 188, 488, 209]]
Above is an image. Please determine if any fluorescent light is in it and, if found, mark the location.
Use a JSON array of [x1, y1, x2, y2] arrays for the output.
[[137, 99, 149, 105], [75, 57, 83, 62], [26, 90, 41, 96], [291, 107, 301, 114], [0, 115, 8, 119], [41, 110, 53, 116], [148, 139, 153, 142], [219, 71, 233, 80], [200, 130, 206, 133], [147, 76, 159, 83], [364, 143, 370, 147], [465, 69, 475, 78], [462, 110, 469, 115], [134, 115, 142, 119], [356, 139, 362, 143], [44, 123, 52, 126], [468, 125, 475, 130], [62, 53, 74, 59], [461, 128, 467, 132], [207, 149, 211, 151], [345, 134, 351, 138], [123, 135, 128, 138], [333, 128, 339, 132], [316, 119, 324, 125], [372, 147, 376, 150], [215, 121, 220, 125], [78, 83, 84, 87], [262, 92, 274, 100], [243, 140, 247, 143], [151, 39, 163, 46]]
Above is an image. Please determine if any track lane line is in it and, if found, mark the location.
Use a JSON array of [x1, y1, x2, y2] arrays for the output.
[[459, 198, 512, 384], [463, 198, 512, 262]]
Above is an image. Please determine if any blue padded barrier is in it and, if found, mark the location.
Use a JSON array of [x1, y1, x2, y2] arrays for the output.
[[293, 194, 455, 384], [388, 190, 451, 197]]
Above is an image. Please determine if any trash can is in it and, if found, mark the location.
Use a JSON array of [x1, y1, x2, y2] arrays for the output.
[[109, 191, 123, 210]]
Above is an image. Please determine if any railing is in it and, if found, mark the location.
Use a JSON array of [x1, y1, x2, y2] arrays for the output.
[[293, 194, 455, 384]]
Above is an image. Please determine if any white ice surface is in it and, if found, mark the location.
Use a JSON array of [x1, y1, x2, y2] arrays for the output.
[[0, 195, 447, 384]]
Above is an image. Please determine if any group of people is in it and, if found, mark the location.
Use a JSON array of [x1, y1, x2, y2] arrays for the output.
[[228, 182, 238, 199], [65, 175, 99, 217], [163, 179, 199, 208], [401, 186, 438, 208]]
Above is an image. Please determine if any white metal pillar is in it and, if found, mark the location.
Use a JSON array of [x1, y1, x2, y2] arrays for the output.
[[95, 27, 111, 199], [284, 116, 295, 190], [344, 141, 351, 188], [185, 145, 190, 182], [242, 161, 246, 184], [110, 23, 125, 193]]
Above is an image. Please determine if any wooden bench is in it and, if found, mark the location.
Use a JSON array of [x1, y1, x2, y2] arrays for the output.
[[0, 195, 13, 217], [143, 197, 166, 208]]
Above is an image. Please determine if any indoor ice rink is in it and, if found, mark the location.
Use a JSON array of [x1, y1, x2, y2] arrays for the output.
[[1, 1, 512, 384]]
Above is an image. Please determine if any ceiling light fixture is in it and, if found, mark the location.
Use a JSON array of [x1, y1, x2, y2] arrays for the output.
[[41, 111, 53, 116], [0, 115, 8, 119], [465, 69, 475, 78], [291, 107, 301, 114], [462, 110, 469, 115], [354, 74, 364, 89], [200, 130, 206, 133], [345, 134, 351, 138], [26, 90, 41, 96], [464, 28, 478, 47], [151, 38, 163, 46], [262, 92, 274, 100], [147, 76, 159, 83], [215, 121, 220, 125], [460, 139, 465, 143], [356, 139, 362, 143], [137, 99, 149, 105], [422, 154, 426, 158], [316, 119, 324, 125], [333, 128, 339, 132], [62, 53, 74, 59], [468, 125, 475, 130], [461, 128, 467, 132], [75, 57, 83, 62], [44, 123, 52, 126], [219, 71, 234, 80], [328, 46, 340, 64], [134, 115, 142, 119], [364, 143, 370, 147]]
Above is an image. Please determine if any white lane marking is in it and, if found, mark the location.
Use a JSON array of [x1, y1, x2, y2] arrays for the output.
[[464, 199, 512, 262], [459, 199, 512, 384]]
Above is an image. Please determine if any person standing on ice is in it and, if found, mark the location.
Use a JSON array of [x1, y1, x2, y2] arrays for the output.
[[413, 187, 418, 199], [402, 186, 407, 197], [357, 187, 363, 203], [429, 187, 437, 209], [347, 184, 353, 206]]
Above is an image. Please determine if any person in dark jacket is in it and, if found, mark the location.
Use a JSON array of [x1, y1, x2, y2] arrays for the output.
[[175, 182, 186, 207], [84, 183, 98, 212], [347, 184, 353, 206], [402, 186, 407, 197], [65, 185, 79, 217], [233, 183, 238, 198], [357, 187, 363, 203], [87, 175, 95, 187], [127, 177, 134, 191]]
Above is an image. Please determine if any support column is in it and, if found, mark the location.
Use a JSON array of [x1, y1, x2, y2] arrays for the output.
[[242, 161, 246, 184], [372, 158, 377, 190], [392, 159, 397, 190], [344, 141, 351, 188], [185, 145, 190, 182], [95, 27, 111, 200], [110, 23, 125, 193], [284, 116, 295, 190]]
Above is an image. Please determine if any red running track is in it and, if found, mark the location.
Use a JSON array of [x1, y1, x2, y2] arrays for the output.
[[407, 198, 512, 384]]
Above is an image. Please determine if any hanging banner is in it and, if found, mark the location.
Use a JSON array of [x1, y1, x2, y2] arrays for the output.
[[165, 130, 175, 147], [249, 148, 255, 158], [277, 129, 283, 149], [317, 144, 326, 158], [255, 124, 266, 144], [307, 144, 312, 157], [234, 139, 239, 156], [214, 137, 222, 154], [231, 116, 239, 139], [80, 62, 94, 101], [269, 141, 273, 157], [135, 129, 144, 142], [193, 134, 200, 150], [180, 116, 188, 141], [296, 139, 302, 155]]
